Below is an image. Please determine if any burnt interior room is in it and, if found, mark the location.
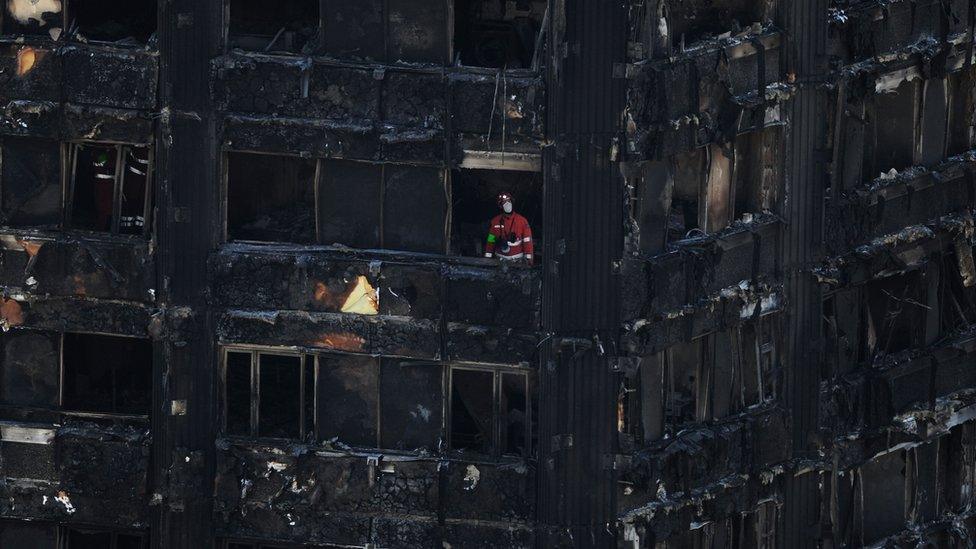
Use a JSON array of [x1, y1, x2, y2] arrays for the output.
[[0, 0, 63, 38], [61, 333, 153, 416], [69, 0, 158, 44], [451, 167, 542, 258], [228, 0, 319, 53], [226, 152, 316, 244], [453, 0, 546, 68]]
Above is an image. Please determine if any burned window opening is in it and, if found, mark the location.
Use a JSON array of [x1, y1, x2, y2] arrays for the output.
[[226, 152, 316, 244], [61, 332, 153, 416], [664, 132, 780, 245], [0, 0, 63, 39], [664, 0, 769, 52], [947, 67, 976, 157], [228, 0, 319, 54], [871, 79, 920, 177], [0, 136, 62, 228], [450, 168, 542, 261], [222, 348, 314, 441], [227, 153, 449, 253], [453, 0, 546, 69], [69, 0, 158, 44], [67, 142, 152, 236], [861, 271, 926, 359], [222, 540, 347, 549], [639, 315, 779, 441], [941, 248, 976, 335], [449, 364, 531, 458], [64, 527, 148, 549]]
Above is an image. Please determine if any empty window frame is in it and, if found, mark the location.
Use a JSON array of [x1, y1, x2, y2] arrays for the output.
[[225, 152, 317, 244], [453, 0, 547, 69], [0, 136, 62, 228], [450, 168, 542, 258], [223, 348, 315, 440], [227, 0, 319, 54], [61, 332, 153, 416], [68, 0, 158, 44], [222, 540, 346, 549], [665, 0, 769, 51], [861, 270, 926, 358], [641, 315, 779, 440], [665, 133, 780, 244], [63, 528, 148, 549], [947, 66, 976, 157], [0, 0, 63, 39], [870, 78, 921, 176], [0, 519, 57, 548], [321, 0, 449, 64], [226, 153, 449, 254], [449, 365, 530, 457], [67, 142, 152, 236]]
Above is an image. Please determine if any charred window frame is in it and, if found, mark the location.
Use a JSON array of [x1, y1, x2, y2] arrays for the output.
[[447, 364, 531, 458], [60, 527, 148, 549], [65, 142, 153, 237], [0, 0, 64, 40], [221, 540, 346, 549], [221, 347, 315, 441], [634, 313, 780, 442]]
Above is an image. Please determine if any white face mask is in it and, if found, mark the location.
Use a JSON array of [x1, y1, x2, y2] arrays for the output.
[[503, 201, 513, 214]]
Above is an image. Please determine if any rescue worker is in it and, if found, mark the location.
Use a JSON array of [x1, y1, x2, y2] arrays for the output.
[[484, 192, 534, 265]]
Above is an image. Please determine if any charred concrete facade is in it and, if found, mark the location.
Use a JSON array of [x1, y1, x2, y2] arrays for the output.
[[0, 0, 972, 548]]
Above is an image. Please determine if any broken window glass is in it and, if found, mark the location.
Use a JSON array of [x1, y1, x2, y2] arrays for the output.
[[67, 143, 152, 236], [70, 0, 157, 44], [450, 168, 543, 259], [858, 451, 907, 544], [222, 348, 314, 440], [0, 0, 63, 39], [61, 333, 153, 416], [226, 152, 316, 244], [0, 137, 62, 228], [228, 0, 319, 54], [449, 366, 530, 457], [64, 528, 147, 549], [453, 0, 546, 69]]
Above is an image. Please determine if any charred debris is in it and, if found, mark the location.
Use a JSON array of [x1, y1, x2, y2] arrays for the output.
[[0, 0, 973, 547]]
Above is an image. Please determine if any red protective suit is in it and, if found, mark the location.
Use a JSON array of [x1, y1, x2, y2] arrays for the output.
[[484, 212, 534, 264]]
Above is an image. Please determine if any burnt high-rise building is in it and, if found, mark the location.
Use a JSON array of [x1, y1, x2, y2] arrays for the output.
[[0, 0, 973, 547]]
